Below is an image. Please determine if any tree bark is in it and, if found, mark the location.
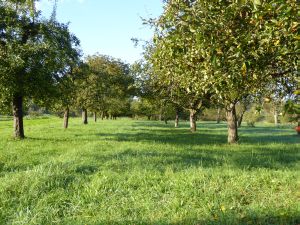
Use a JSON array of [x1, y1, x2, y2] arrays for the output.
[[190, 110, 196, 132], [63, 107, 69, 129], [175, 109, 179, 128], [226, 104, 238, 144], [94, 112, 97, 122], [82, 108, 88, 124], [216, 107, 221, 124], [12, 94, 25, 139], [237, 112, 245, 128]]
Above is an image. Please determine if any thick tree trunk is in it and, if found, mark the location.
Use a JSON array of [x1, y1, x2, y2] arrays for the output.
[[63, 107, 69, 129], [216, 107, 221, 124], [82, 108, 88, 124], [237, 112, 245, 128], [226, 104, 238, 144], [190, 110, 196, 132], [94, 112, 97, 122], [12, 95, 25, 139], [175, 109, 179, 128]]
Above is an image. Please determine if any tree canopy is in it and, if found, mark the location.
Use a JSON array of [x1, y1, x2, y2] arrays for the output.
[[0, 0, 81, 137]]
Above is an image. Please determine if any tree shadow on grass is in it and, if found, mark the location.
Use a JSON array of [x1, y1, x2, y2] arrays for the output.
[[95, 128, 299, 146], [99, 145, 299, 171], [92, 124, 299, 170], [69, 214, 300, 225], [19, 121, 299, 172]]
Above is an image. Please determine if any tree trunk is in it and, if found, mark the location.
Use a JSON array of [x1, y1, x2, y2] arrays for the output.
[[94, 112, 97, 122], [237, 112, 245, 128], [63, 107, 69, 129], [158, 114, 162, 121], [216, 107, 221, 124], [226, 104, 238, 144], [12, 95, 25, 139], [164, 118, 168, 124], [101, 112, 104, 120], [175, 109, 179, 128], [82, 108, 88, 124], [190, 110, 196, 133], [274, 108, 279, 126]]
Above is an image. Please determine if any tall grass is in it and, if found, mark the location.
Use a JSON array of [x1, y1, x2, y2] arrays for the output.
[[0, 117, 299, 224]]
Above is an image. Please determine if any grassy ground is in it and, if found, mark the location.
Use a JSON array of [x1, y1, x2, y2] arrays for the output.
[[0, 117, 299, 225]]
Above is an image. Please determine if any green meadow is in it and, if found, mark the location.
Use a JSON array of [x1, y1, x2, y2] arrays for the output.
[[0, 117, 299, 224]]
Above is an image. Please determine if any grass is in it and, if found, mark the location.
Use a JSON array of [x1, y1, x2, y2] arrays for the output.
[[0, 117, 299, 225]]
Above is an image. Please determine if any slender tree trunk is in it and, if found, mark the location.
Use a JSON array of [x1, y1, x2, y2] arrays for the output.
[[175, 109, 179, 128], [12, 94, 25, 139], [274, 108, 279, 126], [226, 104, 238, 144], [237, 112, 245, 128], [94, 112, 97, 122], [82, 108, 88, 124], [63, 107, 69, 129], [101, 111, 104, 120], [190, 110, 196, 132], [216, 107, 221, 124]]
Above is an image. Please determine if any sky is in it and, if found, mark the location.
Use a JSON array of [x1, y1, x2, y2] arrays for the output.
[[37, 0, 164, 64]]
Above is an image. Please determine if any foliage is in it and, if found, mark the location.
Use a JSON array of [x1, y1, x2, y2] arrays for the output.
[[201, 108, 226, 122], [283, 96, 300, 124], [0, 0, 80, 105], [244, 106, 263, 127], [0, 0, 81, 136], [144, 0, 299, 141], [75, 54, 134, 117]]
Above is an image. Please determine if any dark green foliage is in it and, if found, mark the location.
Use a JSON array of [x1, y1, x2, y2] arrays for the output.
[[0, 0, 81, 136], [75, 55, 135, 118]]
